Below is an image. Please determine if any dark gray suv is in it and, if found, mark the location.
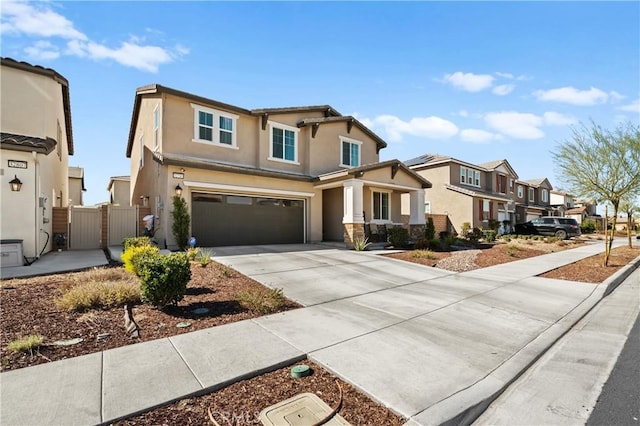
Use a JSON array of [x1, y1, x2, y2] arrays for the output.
[[515, 217, 581, 239]]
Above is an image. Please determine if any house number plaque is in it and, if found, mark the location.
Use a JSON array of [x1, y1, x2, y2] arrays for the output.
[[7, 160, 28, 169]]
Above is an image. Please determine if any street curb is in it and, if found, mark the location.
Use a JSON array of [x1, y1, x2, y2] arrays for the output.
[[408, 253, 640, 426]]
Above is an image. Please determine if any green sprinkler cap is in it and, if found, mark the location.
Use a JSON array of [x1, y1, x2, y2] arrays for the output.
[[291, 364, 312, 378]]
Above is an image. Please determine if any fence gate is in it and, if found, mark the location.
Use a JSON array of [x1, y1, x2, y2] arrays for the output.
[[108, 206, 139, 246], [69, 206, 101, 250]]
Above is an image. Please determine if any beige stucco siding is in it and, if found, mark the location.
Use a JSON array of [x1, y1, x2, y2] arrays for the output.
[[308, 124, 379, 176], [1, 65, 71, 258]]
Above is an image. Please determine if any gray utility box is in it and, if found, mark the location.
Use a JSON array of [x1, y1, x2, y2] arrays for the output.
[[0, 239, 24, 267]]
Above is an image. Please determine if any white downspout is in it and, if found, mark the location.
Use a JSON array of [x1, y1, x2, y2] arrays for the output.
[[32, 151, 40, 258]]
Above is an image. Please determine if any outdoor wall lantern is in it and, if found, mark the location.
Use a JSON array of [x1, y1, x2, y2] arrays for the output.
[[9, 175, 22, 192], [174, 184, 182, 197]]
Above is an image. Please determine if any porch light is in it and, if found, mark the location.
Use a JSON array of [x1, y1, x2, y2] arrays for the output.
[[174, 184, 182, 197], [9, 175, 22, 192]]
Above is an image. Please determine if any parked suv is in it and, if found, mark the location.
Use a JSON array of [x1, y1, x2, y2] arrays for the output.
[[515, 217, 581, 239]]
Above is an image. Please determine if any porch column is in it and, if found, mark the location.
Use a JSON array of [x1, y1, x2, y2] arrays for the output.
[[408, 189, 426, 241], [342, 179, 365, 247]]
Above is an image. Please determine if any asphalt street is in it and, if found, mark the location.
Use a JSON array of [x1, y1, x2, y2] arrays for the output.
[[587, 310, 640, 426]]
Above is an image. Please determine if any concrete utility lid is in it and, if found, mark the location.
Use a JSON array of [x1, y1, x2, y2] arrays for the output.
[[259, 393, 350, 426]]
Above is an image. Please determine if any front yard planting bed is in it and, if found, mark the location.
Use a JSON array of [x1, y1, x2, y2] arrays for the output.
[[540, 246, 640, 283], [116, 358, 405, 425], [0, 261, 299, 372]]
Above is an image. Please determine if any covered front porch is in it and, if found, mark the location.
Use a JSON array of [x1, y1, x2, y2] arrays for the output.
[[314, 160, 431, 247]]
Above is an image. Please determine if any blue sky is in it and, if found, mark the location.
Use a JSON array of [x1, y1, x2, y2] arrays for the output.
[[2, 1, 639, 206]]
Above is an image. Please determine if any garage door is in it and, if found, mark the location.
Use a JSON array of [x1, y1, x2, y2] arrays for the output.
[[191, 193, 304, 247]]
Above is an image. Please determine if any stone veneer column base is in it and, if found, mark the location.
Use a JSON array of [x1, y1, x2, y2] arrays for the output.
[[409, 224, 426, 241], [343, 223, 365, 248]]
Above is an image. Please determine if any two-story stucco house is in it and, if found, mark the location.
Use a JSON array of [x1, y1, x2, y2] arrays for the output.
[[403, 154, 520, 233], [126, 84, 430, 249], [107, 176, 131, 206], [403, 153, 555, 234], [1, 58, 74, 264], [68, 166, 86, 206]]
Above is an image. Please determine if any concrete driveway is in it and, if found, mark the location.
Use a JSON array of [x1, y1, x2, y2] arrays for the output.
[[213, 243, 614, 424]]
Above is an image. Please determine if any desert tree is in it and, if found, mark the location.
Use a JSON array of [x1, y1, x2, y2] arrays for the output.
[[552, 120, 640, 265], [620, 195, 639, 248], [171, 195, 190, 251]]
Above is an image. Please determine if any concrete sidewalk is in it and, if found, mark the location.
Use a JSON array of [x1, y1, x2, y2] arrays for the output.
[[1, 240, 638, 425], [1, 249, 109, 280]]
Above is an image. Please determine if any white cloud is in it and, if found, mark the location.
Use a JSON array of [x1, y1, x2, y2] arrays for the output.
[[484, 111, 545, 139], [24, 40, 60, 60], [617, 99, 639, 113], [1, 0, 187, 73], [495, 72, 514, 79], [363, 114, 459, 142], [1, 0, 87, 40], [492, 84, 515, 96], [533, 86, 610, 106], [440, 72, 494, 92], [609, 91, 625, 102], [460, 129, 501, 143], [458, 109, 469, 118], [543, 111, 576, 126]]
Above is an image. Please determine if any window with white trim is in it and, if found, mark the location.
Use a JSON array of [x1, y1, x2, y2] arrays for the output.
[[483, 199, 491, 220], [460, 166, 481, 187], [424, 201, 431, 214], [340, 137, 361, 167], [269, 122, 298, 163], [153, 105, 160, 149], [529, 188, 535, 202], [509, 178, 514, 193], [373, 191, 390, 221], [191, 104, 238, 148], [517, 185, 523, 198], [542, 189, 548, 203]]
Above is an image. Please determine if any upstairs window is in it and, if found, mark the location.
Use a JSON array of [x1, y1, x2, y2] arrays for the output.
[[460, 166, 481, 187], [340, 137, 362, 167], [542, 189, 549, 203], [191, 104, 238, 148], [373, 191, 390, 221], [529, 188, 535, 202], [269, 122, 298, 163], [517, 185, 523, 198]]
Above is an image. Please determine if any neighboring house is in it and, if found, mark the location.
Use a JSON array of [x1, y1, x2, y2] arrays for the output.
[[1, 58, 74, 263], [517, 178, 553, 222], [107, 176, 131, 205], [403, 154, 520, 233], [549, 190, 575, 216], [404, 153, 555, 233], [565, 206, 589, 224], [125, 84, 431, 248], [68, 166, 86, 206], [574, 198, 598, 216]]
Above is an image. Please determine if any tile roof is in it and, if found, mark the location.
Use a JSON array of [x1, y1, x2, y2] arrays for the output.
[[0, 132, 57, 154]]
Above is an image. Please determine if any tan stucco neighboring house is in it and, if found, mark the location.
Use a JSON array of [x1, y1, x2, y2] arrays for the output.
[[402, 154, 520, 233], [1, 57, 74, 263], [107, 176, 131, 206], [517, 178, 553, 222], [68, 166, 86, 206], [125, 84, 430, 249]]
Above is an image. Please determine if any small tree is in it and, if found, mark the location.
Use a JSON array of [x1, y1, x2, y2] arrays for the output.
[[425, 217, 436, 240], [620, 197, 639, 248], [171, 195, 190, 251], [552, 121, 640, 265]]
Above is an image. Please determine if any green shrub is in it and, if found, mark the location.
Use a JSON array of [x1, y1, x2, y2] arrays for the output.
[[425, 218, 436, 240], [7, 335, 45, 353], [123, 236, 152, 250], [353, 236, 372, 251], [467, 227, 483, 243], [414, 238, 428, 250], [461, 222, 471, 236], [139, 253, 191, 308], [121, 245, 159, 276], [56, 280, 141, 311], [482, 230, 497, 242], [186, 247, 199, 261], [387, 226, 409, 248], [237, 288, 286, 315], [488, 219, 499, 231], [171, 196, 190, 251], [442, 234, 457, 250], [581, 219, 596, 234], [412, 249, 436, 260]]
